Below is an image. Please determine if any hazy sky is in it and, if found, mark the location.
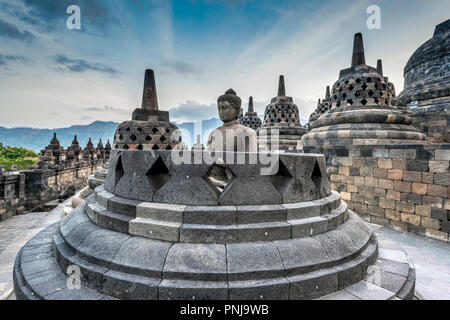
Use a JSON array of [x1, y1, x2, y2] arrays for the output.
[[0, 0, 448, 128]]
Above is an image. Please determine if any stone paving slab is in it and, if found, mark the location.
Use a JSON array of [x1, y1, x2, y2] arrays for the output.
[[0, 198, 68, 300]]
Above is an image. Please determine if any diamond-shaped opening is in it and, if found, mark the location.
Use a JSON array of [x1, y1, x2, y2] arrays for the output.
[[130, 135, 137, 142], [204, 161, 235, 194], [362, 84, 367, 90], [125, 127, 130, 132], [137, 144, 143, 150], [152, 144, 159, 150], [311, 161, 322, 190], [368, 90, 374, 97], [115, 155, 124, 186], [348, 84, 354, 91], [137, 127, 143, 132], [342, 92, 347, 99], [145, 135, 152, 141], [367, 77, 372, 83], [166, 128, 171, 134], [166, 145, 172, 150], [123, 144, 129, 149], [146, 156, 171, 191], [347, 99, 353, 105], [152, 127, 159, 134], [270, 160, 293, 196], [355, 78, 361, 83], [361, 98, 367, 105], [354, 91, 361, 97], [160, 135, 167, 143], [119, 134, 124, 141]]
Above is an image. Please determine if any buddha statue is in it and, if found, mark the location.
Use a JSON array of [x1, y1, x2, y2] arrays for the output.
[[207, 89, 258, 152]]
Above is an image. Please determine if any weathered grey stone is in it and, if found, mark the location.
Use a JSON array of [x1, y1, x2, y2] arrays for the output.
[[229, 278, 289, 300], [163, 243, 227, 281], [288, 268, 338, 300], [273, 237, 330, 276], [129, 217, 180, 242], [236, 205, 286, 224], [183, 206, 236, 225], [110, 237, 172, 277], [76, 229, 131, 267], [237, 222, 291, 242], [158, 279, 229, 300], [344, 281, 395, 300], [226, 242, 284, 280], [103, 270, 159, 300], [136, 202, 185, 222], [180, 224, 238, 243]]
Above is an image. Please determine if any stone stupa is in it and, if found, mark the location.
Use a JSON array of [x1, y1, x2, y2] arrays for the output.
[[239, 96, 262, 130], [398, 19, 450, 143], [113, 69, 181, 151], [302, 33, 427, 147], [258, 75, 307, 152]]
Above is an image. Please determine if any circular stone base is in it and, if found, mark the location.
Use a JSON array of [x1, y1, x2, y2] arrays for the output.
[[13, 206, 415, 300]]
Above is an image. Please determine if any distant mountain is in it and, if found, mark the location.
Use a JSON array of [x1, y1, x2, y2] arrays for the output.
[[0, 115, 307, 152], [0, 121, 119, 152]]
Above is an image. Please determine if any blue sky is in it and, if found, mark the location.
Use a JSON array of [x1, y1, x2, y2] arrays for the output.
[[0, 0, 449, 128]]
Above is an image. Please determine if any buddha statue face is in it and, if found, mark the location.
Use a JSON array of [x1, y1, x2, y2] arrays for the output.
[[218, 100, 239, 123]]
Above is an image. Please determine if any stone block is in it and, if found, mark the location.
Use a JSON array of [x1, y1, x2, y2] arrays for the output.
[[374, 168, 388, 179], [394, 181, 411, 193], [385, 209, 400, 221], [392, 159, 406, 170], [400, 213, 421, 226], [289, 269, 338, 300], [386, 190, 401, 201], [421, 217, 440, 230], [431, 208, 447, 221], [229, 278, 289, 300], [367, 205, 385, 217], [396, 202, 415, 214], [339, 166, 350, 176], [163, 243, 227, 281], [422, 172, 434, 184], [434, 173, 450, 186], [388, 149, 404, 159], [429, 161, 448, 173], [406, 160, 429, 172], [136, 202, 185, 223], [102, 270, 159, 300], [388, 170, 403, 180], [364, 158, 378, 168], [415, 205, 431, 217], [390, 220, 408, 232], [354, 176, 365, 186], [411, 183, 427, 195], [403, 171, 422, 182], [378, 158, 392, 169], [183, 206, 236, 225], [379, 198, 396, 210], [379, 179, 393, 190], [236, 205, 286, 224], [129, 218, 180, 242], [364, 177, 378, 188], [360, 167, 373, 177], [423, 196, 443, 208], [427, 184, 447, 197], [425, 229, 448, 242], [226, 242, 284, 280], [435, 149, 450, 161]]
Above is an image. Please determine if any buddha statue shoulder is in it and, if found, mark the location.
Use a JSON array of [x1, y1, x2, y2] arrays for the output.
[[206, 89, 258, 152]]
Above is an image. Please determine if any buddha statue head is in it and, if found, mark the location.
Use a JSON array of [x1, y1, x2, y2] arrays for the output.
[[217, 89, 241, 124]]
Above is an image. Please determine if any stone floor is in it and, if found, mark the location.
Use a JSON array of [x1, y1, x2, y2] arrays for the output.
[[0, 201, 449, 300], [0, 200, 68, 300]]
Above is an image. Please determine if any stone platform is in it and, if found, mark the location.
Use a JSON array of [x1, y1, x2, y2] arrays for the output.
[[13, 150, 416, 300]]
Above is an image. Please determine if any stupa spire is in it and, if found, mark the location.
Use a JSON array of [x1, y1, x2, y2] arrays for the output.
[[377, 59, 383, 76], [277, 75, 286, 97], [141, 69, 158, 111], [351, 33, 366, 67], [325, 86, 331, 99], [248, 96, 254, 113]]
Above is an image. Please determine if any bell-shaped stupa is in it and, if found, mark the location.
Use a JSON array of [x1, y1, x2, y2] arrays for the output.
[[302, 33, 427, 147]]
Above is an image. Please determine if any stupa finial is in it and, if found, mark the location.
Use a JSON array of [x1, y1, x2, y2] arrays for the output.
[[325, 86, 331, 99], [248, 96, 254, 113], [277, 75, 286, 97], [141, 69, 158, 111], [377, 59, 383, 76], [196, 134, 201, 144], [351, 33, 366, 67]]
